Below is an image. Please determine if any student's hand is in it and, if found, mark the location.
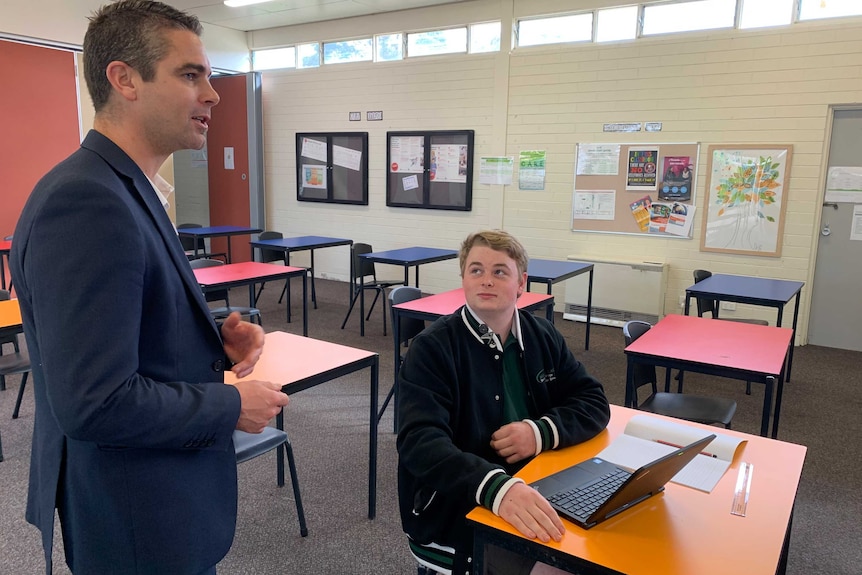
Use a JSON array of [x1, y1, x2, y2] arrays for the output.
[[233, 380, 289, 433], [498, 483, 565, 544], [490, 421, 537, 464], [220, 312, 265, 378]]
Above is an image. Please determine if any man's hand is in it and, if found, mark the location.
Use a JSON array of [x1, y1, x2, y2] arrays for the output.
[[490, 421, 537, 464], [233, 380, 289, 433], [221, 312, 265, 378], [498, 482, 565, 544]]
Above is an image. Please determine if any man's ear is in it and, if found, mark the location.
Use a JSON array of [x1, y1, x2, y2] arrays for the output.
[[517, 271, 527, 297], [104, 60, 140, 102]]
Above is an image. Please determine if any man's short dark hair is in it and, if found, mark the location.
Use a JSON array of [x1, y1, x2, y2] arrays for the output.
[[84, 0, 203, 111]]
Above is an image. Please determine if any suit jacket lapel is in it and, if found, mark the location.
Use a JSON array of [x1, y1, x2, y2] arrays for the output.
[[81, 131, 221, 338]]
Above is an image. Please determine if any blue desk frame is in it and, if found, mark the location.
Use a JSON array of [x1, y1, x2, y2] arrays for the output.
[[527, 259, 594, 349], [357, 246, 458, 336], [684, 274, 803, 381], [178, 225, 263, 263]]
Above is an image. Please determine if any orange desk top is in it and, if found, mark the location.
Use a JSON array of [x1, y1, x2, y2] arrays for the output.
[[467, 405, 806, 575], [625, 314, 793, 376], [193, 261, 305, 286], [0, 298, 22, 330], [224, 330, 377, 388], [393, 287, 553, 317]]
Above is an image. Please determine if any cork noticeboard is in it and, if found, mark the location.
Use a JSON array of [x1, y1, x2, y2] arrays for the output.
[[571, 142, 700, 238]]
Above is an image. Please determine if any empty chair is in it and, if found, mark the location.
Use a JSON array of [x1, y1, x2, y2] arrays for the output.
[[340, 243, 403, 336], [254, 230, 287, 304], [177, 223, 227, 262], [623, 321, 736, 429], [189, 258, 261, 325], [234, 427, 308, 537], [379, 286, 425, 427], [693, 269, 767, 394]]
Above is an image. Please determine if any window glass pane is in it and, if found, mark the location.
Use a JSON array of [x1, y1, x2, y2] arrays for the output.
[[407, 28, 467, 57], [799, 0, 862, 21], [643, 0, 735, 36], [740, 0, 793, 28], [376, 33, 403, 61], [323, 39, 373, 64], [517, 13, 593, 47], [470, 21, 501, 53], [252, 47, 295, 71], [297, 43, 320, 68], [597, 6, 638, 42]]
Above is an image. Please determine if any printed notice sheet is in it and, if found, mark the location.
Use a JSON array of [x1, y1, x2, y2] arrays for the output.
[[479, 156, 514, 185], [390, 136, 424, 173], [852, 205, 862, 241], [573, 190, 615, 220], [596, 414, 746, 493], [333, 145, 361, 171], [577, 144, 621, 175], [301, 165, 327, 189], [301, 137, 327, 162], [626, 147, 659, 191], [431, 144, 467, 183], [825, 166, 862, 202], [519, 150, 546, 190]]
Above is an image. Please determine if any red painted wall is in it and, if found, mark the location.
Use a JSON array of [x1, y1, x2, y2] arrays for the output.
[[0, 40, 80, 239]]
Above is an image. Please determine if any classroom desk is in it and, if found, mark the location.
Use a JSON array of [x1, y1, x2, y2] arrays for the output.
[[193, 262, 308, 335], [0, 298, 23, 392], [250, 236, 352, 310], [684, 274, 804, 382], [468, 405, 806, 575], [357, 246, 458, 336], [178, 225, 263, 263], [385, 289, 554, 423], [0, 239, 11, 291], [224, 331, 380, 519], [625, 314, 793, 438], [527, 259, 593, 347]]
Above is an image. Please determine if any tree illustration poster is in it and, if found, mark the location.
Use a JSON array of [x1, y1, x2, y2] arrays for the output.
[[701, 145, 792, 257]]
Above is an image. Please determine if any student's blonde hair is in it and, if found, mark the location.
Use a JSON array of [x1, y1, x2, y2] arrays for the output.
[[459, 230, 529, 276]]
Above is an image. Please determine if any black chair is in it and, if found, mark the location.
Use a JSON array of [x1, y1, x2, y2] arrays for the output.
[[693, 269, 767, 394], [623, 321, 736, 429], [340, 243, 403, 336], [177, 223, 227, 262], [234, 427, 308, 537], [253, 230, 287, 304], [189, 258, 261, 325], [379, 286, 424, 427]]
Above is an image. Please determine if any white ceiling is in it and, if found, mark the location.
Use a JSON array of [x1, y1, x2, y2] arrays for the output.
[[63, 0, 468, 32]]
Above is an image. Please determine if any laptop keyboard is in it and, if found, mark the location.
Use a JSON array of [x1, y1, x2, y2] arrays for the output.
[[548, 467, 631, 520]]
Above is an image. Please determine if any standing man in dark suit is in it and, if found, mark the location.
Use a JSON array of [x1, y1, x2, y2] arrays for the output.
[[10, 2, 289, 573]]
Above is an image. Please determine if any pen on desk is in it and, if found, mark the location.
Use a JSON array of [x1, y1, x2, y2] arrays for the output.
[[654, 439, 718, 458]]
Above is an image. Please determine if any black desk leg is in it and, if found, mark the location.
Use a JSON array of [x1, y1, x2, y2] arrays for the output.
[[368, 358, 379, 519], [309, 249, 318, 309], [359, 273, 366, 337], [585, 268, 593, 351], [761, 376, 774, 437], [301, 273, 308, 337]]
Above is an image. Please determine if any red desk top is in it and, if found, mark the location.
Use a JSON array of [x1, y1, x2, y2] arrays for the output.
[[468, 404, 806, 575], [625, 314, 793, 376], [393, 287, 552, 317], [0, 298, 22, 329], [224, 331, 376, 387], [0, 239, 11, 252], [193, 262, 305, 286]]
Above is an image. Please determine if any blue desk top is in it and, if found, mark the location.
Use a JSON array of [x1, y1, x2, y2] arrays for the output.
[[527, 259, 593, 283], [686, 274, 804, 305], [178, 225, 262, 236], [251, 236, 352, 250], [361, 246, 458, 266]]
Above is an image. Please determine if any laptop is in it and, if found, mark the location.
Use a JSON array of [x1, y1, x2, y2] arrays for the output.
[[530, 434, 716, 529]]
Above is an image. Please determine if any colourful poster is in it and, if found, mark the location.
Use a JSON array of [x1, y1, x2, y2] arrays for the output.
[[659, 155, 693, 201], [629, 195, 652, 232], [626, 147, 659, 190]]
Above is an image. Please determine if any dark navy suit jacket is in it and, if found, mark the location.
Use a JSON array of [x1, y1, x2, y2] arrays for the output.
[[11, 131, 242, 574]]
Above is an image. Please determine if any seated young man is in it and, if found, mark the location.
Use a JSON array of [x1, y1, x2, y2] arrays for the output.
[[396, 230, 611, 575]]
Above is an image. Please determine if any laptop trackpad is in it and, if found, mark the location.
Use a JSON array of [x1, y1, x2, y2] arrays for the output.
[[530, 458, 612, 496]]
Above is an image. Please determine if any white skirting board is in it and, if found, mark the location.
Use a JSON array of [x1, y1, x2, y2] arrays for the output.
[[563, 257, 668, 327]]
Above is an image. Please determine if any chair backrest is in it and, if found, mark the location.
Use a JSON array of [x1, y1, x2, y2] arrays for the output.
[[352, 243, 378, 284], [258, 231, 285, 264], [389, 286, 425, 350], [622, 320, 658, 405], [692, 269, 717, 318], [0, 289, 9, 301], [189, 258, 228, 304], [177, 223, 204, 252]]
